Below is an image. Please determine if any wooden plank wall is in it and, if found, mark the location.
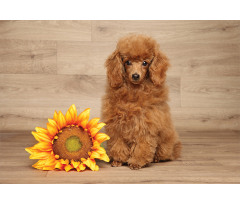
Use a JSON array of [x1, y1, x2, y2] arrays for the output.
[[0, 20, 240, 131]]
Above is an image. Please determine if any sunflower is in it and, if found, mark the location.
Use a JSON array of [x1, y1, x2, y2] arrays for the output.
[[25, 104, 110, 172]]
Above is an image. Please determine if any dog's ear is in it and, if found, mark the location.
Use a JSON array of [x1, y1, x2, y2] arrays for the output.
[[149, 50, 169, 86], [105, 49, 124, 88]]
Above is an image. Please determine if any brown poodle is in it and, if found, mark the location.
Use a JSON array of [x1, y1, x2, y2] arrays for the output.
[[102, 34, 181, 170]]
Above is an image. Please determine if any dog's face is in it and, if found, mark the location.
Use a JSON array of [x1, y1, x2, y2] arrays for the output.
[[122, 57, 152, 85], [105, 34, 169, 88]]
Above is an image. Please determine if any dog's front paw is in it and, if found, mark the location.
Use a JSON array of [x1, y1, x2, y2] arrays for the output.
[[111, 161, 123, 167], [128, 163, 142, 170]]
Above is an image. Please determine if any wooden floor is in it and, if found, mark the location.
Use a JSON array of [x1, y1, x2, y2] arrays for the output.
[[0, 131, 239, 184]]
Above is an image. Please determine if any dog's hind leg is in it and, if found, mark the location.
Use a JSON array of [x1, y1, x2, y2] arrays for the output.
[[154, 129, 181, 162], [127, 134, 157, 170]]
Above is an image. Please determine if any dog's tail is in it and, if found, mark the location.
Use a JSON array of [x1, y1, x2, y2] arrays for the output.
[[172, 141, 182, 160]]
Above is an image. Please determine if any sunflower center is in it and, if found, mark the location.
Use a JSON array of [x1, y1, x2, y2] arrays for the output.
[[65, 136, 82, 152], [52, 126, 92, 161]]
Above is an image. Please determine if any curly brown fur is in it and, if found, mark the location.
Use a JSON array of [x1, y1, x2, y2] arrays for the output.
[[102, 34, 182, 170]]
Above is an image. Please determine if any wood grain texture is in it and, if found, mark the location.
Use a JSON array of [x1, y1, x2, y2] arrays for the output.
[[0, 39, 57, 74], [181, 43, 240, 76], [0, 20, 240, 131], [0, 74, 106, 105], [0, 75, 179, 103], [56, 42, 240, 77], [162, 42, 240, 77], [171, 108, 240, 131], [166, 76, 181, 107], [2, 107, 239, 132], [0, 105, 103, 131], [92, 20, 240, 43], [181, 76, 240, 108], [0, 74, 180, 130], [0, 20, 91, 41], [57, 41, 115, 75], [0, 131, 239, 184]]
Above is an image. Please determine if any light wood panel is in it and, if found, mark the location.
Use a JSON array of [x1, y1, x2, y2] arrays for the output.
[[181, 76, 240, 108], [92, 21, 240, 43], [0, 105, 102, 131], [167, 76, 181, 107], [2, 107, 239, 132], [0, 74, 180, 130], [162, 42, 240, 77], [56, 41, 240, 78], [171, 108, 240, 131], [0, 20, 91, 41], [57, 41, 115, 75], [0, 131, 239, 184], [0, 39, 57, 74], [181, 43, 240, 76], [0, 20, 240, 131], [0, 74, 106, 107], [0, 75, 180, 106]]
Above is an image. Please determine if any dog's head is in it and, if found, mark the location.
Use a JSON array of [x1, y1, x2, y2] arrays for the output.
[[105, 34, 169, 88]]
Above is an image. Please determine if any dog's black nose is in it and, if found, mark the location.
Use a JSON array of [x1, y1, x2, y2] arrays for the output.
[[132, 73, 140, 80]]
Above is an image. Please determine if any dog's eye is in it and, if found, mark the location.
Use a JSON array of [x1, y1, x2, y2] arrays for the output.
[[142, 61, 148, 66], [125, 61, 131, 66]]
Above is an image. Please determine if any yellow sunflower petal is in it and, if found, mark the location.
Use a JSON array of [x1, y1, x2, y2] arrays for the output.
[[25, 147, 39, 155], [43, 166, 55, 171], [95, 146, 106, 155], [53, 111, 59, 122], [76, 163, 86, 172], [65, 110, 73, 125], [82, 158, 90, 166], [77, 108, 90, 129], [90, 151, 101, 159], [96, 122, 106, 130], [69, 104, 77, 124], [87, 118, 100, 130], [87, 159, 94, 169], [32, 165, 44, 170], [79, 163, 86, 171], [90, 128, 100, 137], [94, 165, 99, 171], [32, 160, 46, 169], [65, 165, 73, 172], [90, 122, 106, 137], [90, 162, 96, 170], [29, 151, 51, 160], [57, 111, 67, 129], [32, 142, 52, 151], [71, 159, 80, 168], [61, 159, 69, 165], [99, 154, 110, 162], [26, 147, 45, 156], [48, 119, 59, 130], [94, 133, 110, 143], [44, 155, 56, 167], [92, 140, 101, 149], [55, 160, 64, 170], [35, 127, 48, 135], [32, 131, 51, 142], [81, 158, 86, 162], [47, 123, 58, 137], [89, 160, 99, 171], [82, 158, 98, 171]]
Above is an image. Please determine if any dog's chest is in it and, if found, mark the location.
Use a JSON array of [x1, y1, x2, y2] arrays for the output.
[[113, 95, 152, 139]]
